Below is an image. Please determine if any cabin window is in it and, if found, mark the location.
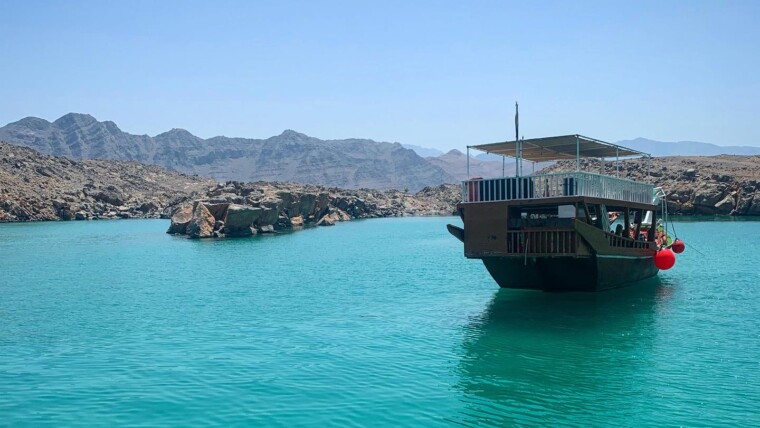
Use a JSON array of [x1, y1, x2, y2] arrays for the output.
[[508, 205, 575, 230]]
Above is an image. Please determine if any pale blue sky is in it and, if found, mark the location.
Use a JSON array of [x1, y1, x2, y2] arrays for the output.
[[1, 1, 759, 149]]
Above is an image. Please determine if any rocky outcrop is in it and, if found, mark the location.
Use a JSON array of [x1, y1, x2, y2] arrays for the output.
[[186, 202, 215, 238], [542, 155, 760, 216], [0, 141, 214, 222], [223, 204, 261, 237], [167, 181, 461, 238]]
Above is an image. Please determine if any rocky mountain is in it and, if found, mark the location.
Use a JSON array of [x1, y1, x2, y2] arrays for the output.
[[425, 149, 511, 181], [0, 113, 457, 192], [618, 138, 760, 157], [402, 143, 444, 158], [0, 140, 214, 222], [0, 138, 460, 227]]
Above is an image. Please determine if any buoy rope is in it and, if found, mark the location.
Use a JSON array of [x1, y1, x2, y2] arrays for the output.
[[662, 190, 708, 257]]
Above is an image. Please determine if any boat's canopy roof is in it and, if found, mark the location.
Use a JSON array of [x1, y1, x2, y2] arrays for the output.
[[470, 134, 649, 162]]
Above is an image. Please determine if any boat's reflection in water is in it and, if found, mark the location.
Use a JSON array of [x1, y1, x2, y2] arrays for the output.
[[453, 278, 676, 426]]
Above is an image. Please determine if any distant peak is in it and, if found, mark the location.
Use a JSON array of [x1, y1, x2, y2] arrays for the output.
[[446, 149, 464, 156], [102, 120, 122, 132], [279, 129, 308, 138], [12, 116, 51, 130], [54, 113, 98, 126], [156, 128, 199, 139]]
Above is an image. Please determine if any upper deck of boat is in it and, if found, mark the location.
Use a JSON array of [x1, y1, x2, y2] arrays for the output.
[[461, 134, 655, 207]]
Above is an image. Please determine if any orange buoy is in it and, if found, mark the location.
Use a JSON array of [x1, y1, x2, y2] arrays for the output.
[[671, 239, 685, 254], [654, 248, 676, 270]]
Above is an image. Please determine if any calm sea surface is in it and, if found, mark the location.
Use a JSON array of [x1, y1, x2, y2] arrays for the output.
[[0, 217, 758, 426]]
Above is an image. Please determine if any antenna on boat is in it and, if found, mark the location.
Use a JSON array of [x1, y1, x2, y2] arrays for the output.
[[515, 102, 520, 177]]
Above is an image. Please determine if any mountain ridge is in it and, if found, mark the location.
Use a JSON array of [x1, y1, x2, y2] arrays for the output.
[[0, 113, 456, 191]]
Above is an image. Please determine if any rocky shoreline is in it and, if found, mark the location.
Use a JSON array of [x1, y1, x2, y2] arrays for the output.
[[3, 138, 759, 232], [166, 181, 460, 238], [0, 141, 214, 222], [0, 140, 460, 230]]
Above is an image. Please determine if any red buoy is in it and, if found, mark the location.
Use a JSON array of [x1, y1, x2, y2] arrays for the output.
[[654, 248, 676, 270], [671, 239, 685, 254]]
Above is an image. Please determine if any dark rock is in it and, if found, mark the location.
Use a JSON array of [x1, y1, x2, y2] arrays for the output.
[[714, 195, 735, 214], [222, 204, 262, 237], [204, 203, 229, 221], [91, 187, 125, 206], [138, 201, 159, 213]]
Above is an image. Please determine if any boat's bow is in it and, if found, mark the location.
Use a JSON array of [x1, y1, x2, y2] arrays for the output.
[[447, 224, 464, 243]]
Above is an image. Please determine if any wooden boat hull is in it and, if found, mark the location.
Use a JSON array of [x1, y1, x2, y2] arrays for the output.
[[452, 198, 662, 292], [481, 254, 659, 292]]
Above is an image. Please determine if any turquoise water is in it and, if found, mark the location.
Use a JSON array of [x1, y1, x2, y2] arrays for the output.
[[0, 217, 758, 426]]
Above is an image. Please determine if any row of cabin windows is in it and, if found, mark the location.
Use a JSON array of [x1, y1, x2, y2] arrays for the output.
[[507, 203, 656, 242]]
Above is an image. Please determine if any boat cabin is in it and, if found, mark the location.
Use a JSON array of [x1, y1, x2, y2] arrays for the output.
[[449, 132, 666, 291], [457, 135, 660, 259]]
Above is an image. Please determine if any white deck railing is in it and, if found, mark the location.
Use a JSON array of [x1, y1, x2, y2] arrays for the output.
[[461, 172, 653, 205]]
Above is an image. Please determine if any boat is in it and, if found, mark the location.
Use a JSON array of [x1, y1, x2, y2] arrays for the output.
[[447, 129, 671, 292]]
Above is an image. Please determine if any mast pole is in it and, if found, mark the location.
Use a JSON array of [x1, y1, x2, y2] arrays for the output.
[[515, 102, 519, 177], [467, 146, 470, 178], [575, 135, 580, 171]]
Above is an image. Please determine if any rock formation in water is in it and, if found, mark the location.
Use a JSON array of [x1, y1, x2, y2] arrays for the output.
[[0, 141, 214, 222], [542, 155, 760, 216], [166, 181, 461, 238]]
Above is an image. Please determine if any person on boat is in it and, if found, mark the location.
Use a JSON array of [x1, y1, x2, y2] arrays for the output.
[[655, 229, 668, 247], [615, 224, 624, 236]]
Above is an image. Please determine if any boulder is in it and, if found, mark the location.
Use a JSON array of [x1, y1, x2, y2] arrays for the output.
[[259, 224, 275, 233], [204, 203, 229, 221], [258, 206, 280, 227], [167, 204, 194, 234], [223, 204, 262, 237], [75, 210, 87, 220], [60, 207, 75, 221], [736, 194, 755, 215], [91, 187, 125, 206], [317, 214, 335, 226], [138, 201, 160, 213], [292, 193, 317, 217], [714, 195, 736, 214], [290, 215, 304, 226], [747, 195, 760, 216], [275, 214, 292, 230], [693, 187, 723, 209], [186, 202, 215, 239]]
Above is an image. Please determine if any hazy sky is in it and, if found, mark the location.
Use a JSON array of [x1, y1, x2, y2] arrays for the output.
[[2, 1, 759, 150]]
